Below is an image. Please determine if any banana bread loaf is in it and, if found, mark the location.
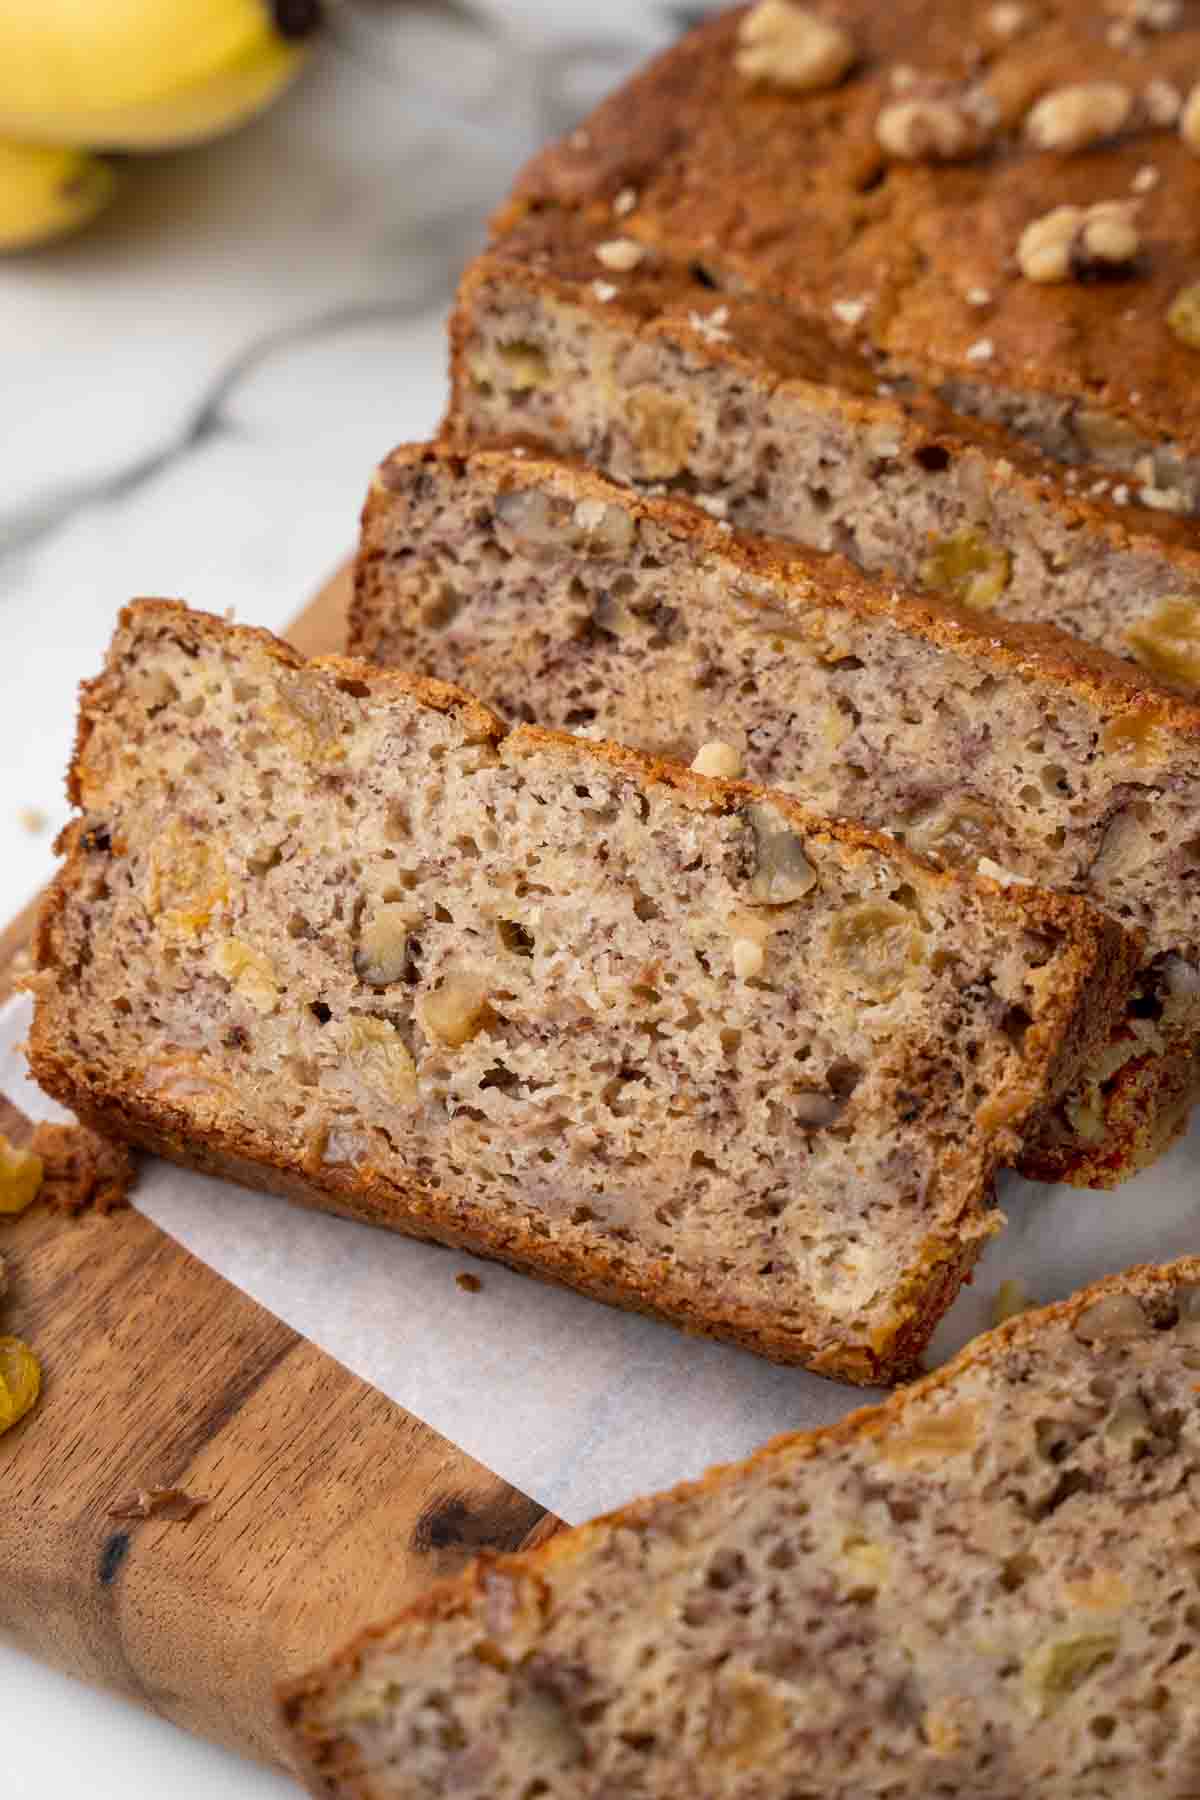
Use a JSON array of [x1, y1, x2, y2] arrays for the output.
[[353, 440, 1200, 1188], [27, 600, 1135, 1383], [282, 1256, 1200, 1800], [447, 2, 1200, 686]]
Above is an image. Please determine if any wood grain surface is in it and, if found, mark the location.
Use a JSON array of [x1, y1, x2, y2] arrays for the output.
[[0, 561, 560, 1772]]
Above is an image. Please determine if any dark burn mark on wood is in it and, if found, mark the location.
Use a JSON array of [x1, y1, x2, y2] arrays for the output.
[[412, 1489, 548, 1558], [98, 1532, 131, 1586]]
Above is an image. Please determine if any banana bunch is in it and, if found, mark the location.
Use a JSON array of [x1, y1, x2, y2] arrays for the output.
[[0, 0, 322, 252]]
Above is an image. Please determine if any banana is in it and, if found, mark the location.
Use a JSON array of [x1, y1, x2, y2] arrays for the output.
[[0, 1, 319, 152], [0, 140, 116, 251]]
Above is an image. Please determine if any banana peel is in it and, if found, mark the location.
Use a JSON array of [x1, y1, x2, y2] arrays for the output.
[[0, 1, 319, 251], [0, 140, 117, 250]]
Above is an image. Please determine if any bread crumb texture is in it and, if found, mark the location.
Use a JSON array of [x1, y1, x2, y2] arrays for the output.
[[356, 446, 1200, 1186], [284, 1263, 1200, 1799], [30, 604, 1126, 1377]]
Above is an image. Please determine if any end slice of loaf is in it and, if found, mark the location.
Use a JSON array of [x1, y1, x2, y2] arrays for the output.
[[29, 601, 1135, 1382], [354, 441, 1200, 1188], [490, 2, 1200, 511], [447, 1, 1200, 686], [282, 1258, 1200, 1800]]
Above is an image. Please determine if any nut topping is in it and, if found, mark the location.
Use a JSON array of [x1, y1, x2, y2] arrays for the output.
[[985, 2, 1032, 37], [735, 2, 855, 93], [1025, 82, 1131, 153], [595, 238, 645, 272], [876, 94, 985, 162], [691, 740, 745, 780], [1144, 77, 1182, 127], [1016, 202, 1140, 283]]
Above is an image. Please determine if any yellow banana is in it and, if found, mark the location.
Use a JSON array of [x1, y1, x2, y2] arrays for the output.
[[0, 139, 116, 250], [0, 1, 318, 152]]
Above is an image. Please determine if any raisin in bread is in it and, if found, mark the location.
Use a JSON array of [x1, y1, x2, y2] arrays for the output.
[[447, 2, 1200, 687], [354, 441, 1200, 1189], [28, 601, 1135, 1383], [282, 1258, 1200, 1800]]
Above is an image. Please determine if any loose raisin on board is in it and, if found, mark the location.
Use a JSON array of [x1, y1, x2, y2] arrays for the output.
[[0, 1335, 41, 1433]]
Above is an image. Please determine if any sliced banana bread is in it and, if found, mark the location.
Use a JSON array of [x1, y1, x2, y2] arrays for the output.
[[447, 2, 1200, 685], [353, 441, 1200, 1188], [28, 601, 1135, 1383], [282, 1257, 1200, 1800]]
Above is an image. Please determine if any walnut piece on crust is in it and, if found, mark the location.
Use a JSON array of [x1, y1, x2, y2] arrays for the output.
[[876, 93, 987, 162], [1024, 82, 1132, 154], [29, 1121, 138, 1216], [735, 2, 856, 93], [1016, 202, 1140, 283]]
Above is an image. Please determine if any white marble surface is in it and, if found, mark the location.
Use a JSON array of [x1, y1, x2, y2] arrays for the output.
[[0, 4, 671, 1791]]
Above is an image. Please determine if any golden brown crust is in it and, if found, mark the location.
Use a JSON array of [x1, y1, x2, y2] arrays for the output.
[[494, 3, 1200, 462], [280, 1252, 1200, 1794], [29, 599, 1137, 1384], [1019, 1028, 1200, 1186], [369, 439, 1200, 732]]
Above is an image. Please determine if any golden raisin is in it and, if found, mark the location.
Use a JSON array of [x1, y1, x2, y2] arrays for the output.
[[920, 529, 1011, 610], [829, 900, 926, 1000], [1125, 595, 1200, 687], [0, 1336, 41, 1433], [0, 1134, 43, 1216]]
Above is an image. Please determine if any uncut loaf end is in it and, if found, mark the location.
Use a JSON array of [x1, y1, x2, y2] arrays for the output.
[[28, 601, 1135, 1382], [448, 1, 1200, 688], [282, 1258, 1200, 1800]]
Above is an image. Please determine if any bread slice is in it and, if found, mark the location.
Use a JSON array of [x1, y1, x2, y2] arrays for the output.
[[446, 4, 1200, 688], [28, 601, 1135, 1383], [282, 1257, 1200, 1800], [353, 440, 1200, 1189]]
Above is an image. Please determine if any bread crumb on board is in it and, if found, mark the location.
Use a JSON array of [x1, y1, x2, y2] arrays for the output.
[[29, 1121, 138, 1216], [456, 1271, 483, 1294], [108, 1486, 210, 1522]]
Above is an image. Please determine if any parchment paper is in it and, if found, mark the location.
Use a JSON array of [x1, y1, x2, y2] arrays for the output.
[[3, 993, 1197, 1524]]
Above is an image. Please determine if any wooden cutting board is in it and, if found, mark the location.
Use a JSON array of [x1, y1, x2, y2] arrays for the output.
[[0, 565, 560, 1774]]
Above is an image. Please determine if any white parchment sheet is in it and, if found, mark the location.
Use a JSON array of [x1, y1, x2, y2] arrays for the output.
[[4, 993, 1198, 1525]]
